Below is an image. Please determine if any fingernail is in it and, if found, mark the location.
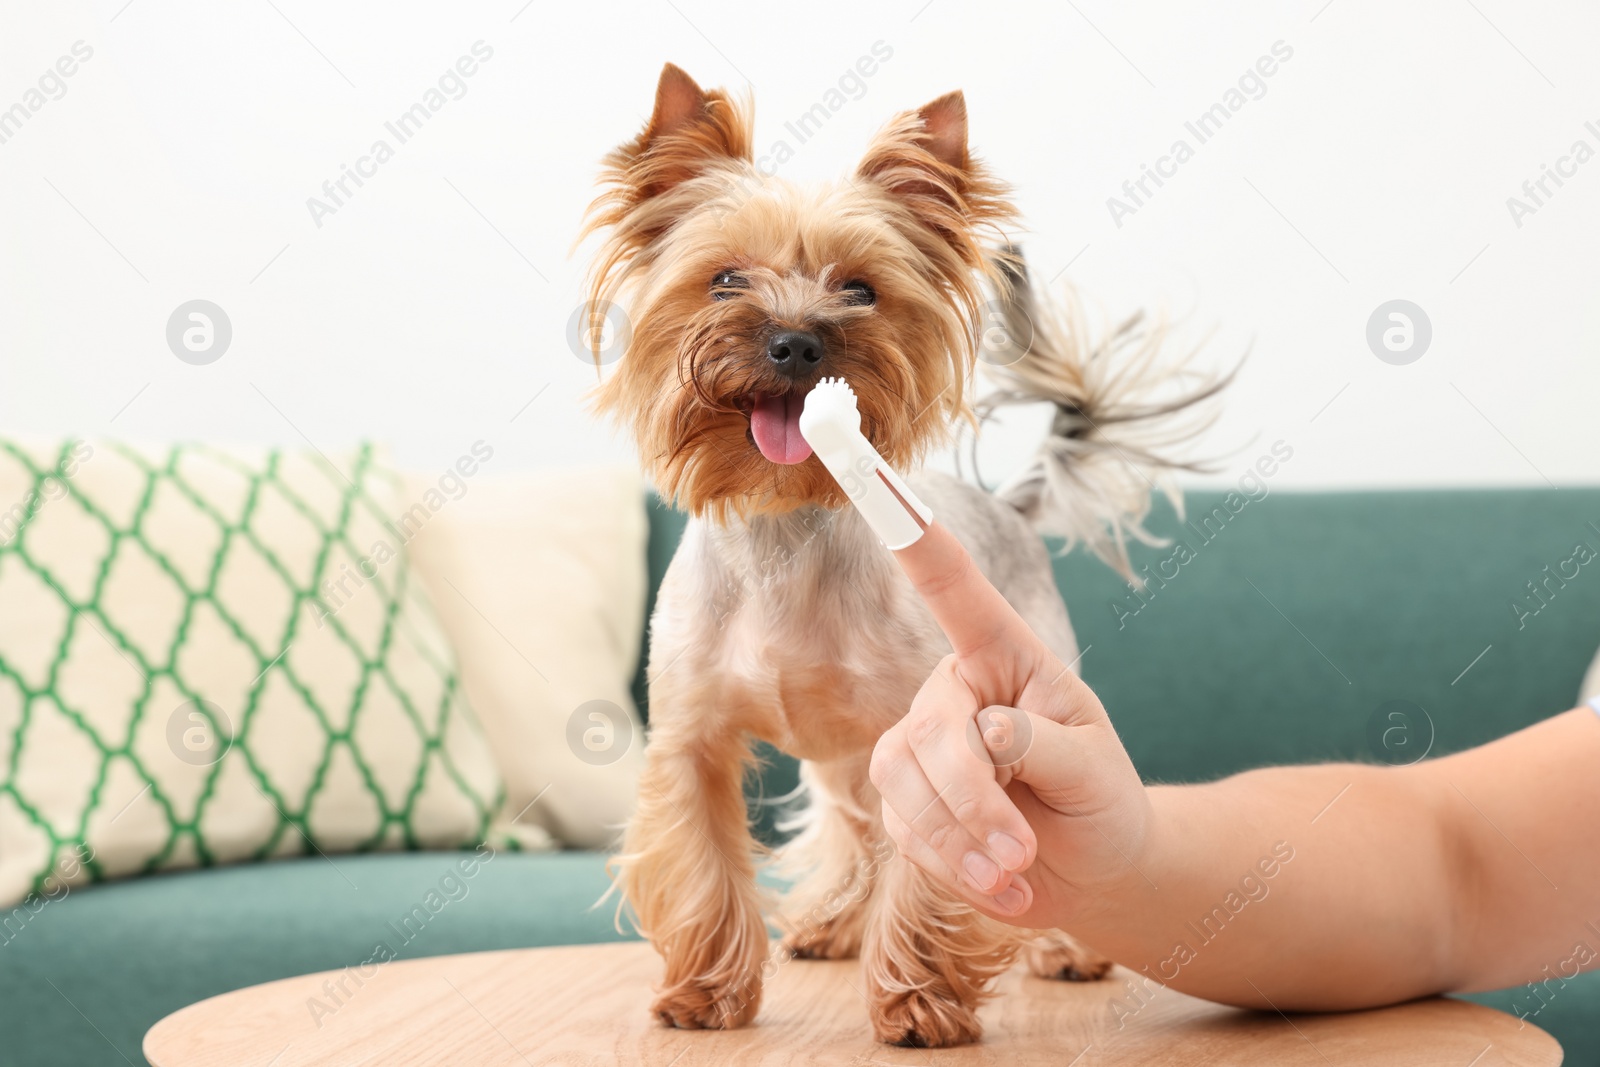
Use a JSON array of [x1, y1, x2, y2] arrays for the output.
[[987, 831, 1026, 870], [992, 884, 1025, 913], [962, 851, 1001, 892]]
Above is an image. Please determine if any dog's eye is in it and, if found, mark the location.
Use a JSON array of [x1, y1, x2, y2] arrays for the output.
[[841, 280, 876, 306], [710, 270, 747, 301]]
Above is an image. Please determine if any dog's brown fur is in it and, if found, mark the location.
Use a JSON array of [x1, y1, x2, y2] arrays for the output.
[[587, 65, 1161, 1047], [583, 64, 1012, 521]]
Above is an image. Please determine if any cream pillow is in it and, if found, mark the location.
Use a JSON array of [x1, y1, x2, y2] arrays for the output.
[[404, 466, 648, 850], [0, 439, 510, 908], [1582, 647, 1599, 705]]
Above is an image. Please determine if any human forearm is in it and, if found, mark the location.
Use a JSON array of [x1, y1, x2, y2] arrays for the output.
[[1060, 762, 1460, 1010], [1061, 708, 1600, 1010], [1413, 707, 1600, 992]]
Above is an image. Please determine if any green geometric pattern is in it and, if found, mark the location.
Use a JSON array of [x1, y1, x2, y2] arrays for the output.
[[0, 439, 503, 906]]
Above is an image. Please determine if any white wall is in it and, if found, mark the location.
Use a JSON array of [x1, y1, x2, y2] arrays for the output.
[[2, 0, 1596, 492]]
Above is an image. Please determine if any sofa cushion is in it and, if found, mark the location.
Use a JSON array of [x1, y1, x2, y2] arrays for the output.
[[0, 851, 630, 1067], [11, 848, 1598, 1067], [0, 439, 507, 909], [405, 467, 648, 850]]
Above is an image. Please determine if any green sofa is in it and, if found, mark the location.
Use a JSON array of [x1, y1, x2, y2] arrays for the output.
[[6, 488, 1599, 1065]]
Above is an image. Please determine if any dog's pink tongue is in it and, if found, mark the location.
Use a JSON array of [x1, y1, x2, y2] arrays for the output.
[[750, 393, 813, 465]]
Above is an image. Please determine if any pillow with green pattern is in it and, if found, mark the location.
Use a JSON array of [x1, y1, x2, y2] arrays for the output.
[[0, 438, 510, 908]]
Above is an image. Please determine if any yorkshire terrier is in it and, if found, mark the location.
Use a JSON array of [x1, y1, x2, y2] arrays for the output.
[[584, 63, 1221, 1047]]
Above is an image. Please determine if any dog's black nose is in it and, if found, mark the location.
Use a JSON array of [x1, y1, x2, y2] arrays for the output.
[[765, 330, 824, 379]]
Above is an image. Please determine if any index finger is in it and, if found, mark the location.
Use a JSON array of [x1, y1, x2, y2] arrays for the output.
[[893, 521, 1040, 659]]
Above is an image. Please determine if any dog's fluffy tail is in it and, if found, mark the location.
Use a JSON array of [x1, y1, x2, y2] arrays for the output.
[[978, 246, 1232, 581]]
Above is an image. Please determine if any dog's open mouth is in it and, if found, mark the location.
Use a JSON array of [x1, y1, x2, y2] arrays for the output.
[[745, 390, 814, 465]]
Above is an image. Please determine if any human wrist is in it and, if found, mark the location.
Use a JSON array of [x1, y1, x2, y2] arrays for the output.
[[1044, 776, 1163, 931], [1022, 798, 1159, 965]]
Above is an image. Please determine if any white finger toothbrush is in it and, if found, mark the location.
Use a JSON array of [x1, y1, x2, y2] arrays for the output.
[[798, 377, 932, 550]]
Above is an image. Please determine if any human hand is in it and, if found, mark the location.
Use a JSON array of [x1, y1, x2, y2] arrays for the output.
[[869, 521, 1153, 928]]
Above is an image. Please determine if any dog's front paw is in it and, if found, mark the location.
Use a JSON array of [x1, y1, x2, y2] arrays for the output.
[[1025, 931, 1113, 982], [651, 977, 761, 1031], [870, 988, 983, 1048]]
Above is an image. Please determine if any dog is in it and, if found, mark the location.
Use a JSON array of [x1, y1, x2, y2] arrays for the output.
[[583, 63, 1223, 1047]]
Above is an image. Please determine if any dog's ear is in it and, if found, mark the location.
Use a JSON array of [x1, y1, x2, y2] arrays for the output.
[[907, 90, 970, 171], [606, 63, 753, 205], [648, 64, 714, 149], [856, 90, 1013, 271], [579, 65, 753, 368]]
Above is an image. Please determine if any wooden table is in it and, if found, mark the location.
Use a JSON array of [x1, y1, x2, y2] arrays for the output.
[[144, 941, 1561, 1066]]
